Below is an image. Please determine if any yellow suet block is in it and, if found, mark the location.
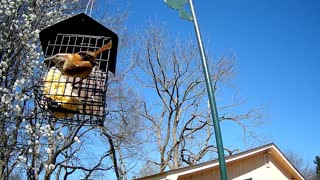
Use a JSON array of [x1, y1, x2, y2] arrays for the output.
[[43, 67, 81, 118]]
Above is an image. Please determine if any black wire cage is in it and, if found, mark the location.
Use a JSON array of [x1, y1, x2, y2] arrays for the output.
[[34, 13, 118, 126]]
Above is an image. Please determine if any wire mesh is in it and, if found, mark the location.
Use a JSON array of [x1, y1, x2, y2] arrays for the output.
[[34, 34, 112, 126]]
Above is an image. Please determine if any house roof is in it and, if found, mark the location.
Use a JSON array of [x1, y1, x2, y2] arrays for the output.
[[136, 143, 304, 180], [39, 13, 118, 74]]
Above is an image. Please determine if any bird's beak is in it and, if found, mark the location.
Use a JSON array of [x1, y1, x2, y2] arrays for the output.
[[44, 56, 54, 62], [44, 56, 55, 66]]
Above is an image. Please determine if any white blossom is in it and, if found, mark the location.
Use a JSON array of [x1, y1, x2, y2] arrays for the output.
[[26, 124, 33, 135], [18, 156, 27, 163], [48, 164, 55, 171], [74, 136, 81, 143], [56, 132, 64, 140]]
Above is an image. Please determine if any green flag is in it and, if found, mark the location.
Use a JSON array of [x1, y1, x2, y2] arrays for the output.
[[164, 0, 193, 21]]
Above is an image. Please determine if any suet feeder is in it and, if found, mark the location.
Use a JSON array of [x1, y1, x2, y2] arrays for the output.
[[34, 13, 118, 126]]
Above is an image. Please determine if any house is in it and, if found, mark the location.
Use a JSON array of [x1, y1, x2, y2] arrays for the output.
[[136, 143, 304, 180]]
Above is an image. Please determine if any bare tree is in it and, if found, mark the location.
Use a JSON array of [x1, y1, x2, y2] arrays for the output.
[[99, 64, 147, 180], [285, 151, 316, 180], [138, 161, 159, 177], [315, 156, 320, 179], [131, 22, 262, 172]]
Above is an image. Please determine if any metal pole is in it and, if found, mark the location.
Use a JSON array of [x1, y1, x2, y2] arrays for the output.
[[188, 0, 228, 179]]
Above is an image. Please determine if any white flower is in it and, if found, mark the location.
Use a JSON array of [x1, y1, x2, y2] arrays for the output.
[[26, 124, 33, 135], [15, 104, 21, 113], [56, 132, 64, 140], [48, 164, 55, 171], [18, 156, 26, 163], [46, 11, 53, 16], [73, 136, 81, 143], [5, 10, 11, 16], [29, 14, 36, 21]]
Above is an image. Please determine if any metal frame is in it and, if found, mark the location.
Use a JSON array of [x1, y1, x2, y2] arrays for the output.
[[34, 34, 112, 126]]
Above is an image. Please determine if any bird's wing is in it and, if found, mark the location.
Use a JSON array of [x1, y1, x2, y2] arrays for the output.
[[63, 61, 93, 78]]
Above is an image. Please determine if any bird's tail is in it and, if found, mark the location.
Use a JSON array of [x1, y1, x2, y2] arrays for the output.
[[93, 41, 112, 59]]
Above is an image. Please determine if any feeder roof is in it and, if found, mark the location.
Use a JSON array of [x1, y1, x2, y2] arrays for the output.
[[39, 13, 118, 74]]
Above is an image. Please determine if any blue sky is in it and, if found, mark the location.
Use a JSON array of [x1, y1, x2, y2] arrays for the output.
[[125, 0, 320, 166]]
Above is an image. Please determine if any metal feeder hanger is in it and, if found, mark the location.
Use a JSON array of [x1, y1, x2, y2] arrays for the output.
[[34, 13, 118, 126]]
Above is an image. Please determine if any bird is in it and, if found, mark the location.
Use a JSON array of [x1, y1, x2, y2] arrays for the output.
[[44, 41, 112, 78]]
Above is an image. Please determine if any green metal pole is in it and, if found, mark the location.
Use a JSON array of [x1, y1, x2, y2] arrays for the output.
[[188, 0, 228, 179]]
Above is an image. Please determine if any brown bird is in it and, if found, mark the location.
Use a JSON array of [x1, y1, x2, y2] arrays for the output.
[[45, 42, 112, 78]]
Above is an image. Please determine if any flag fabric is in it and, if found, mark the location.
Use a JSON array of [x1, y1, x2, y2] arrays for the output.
[[164, 0, 193, 21]]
